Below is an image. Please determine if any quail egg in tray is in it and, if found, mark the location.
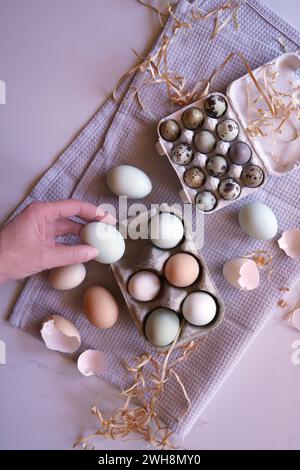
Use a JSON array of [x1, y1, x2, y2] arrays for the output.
[[111, 206, 225, 350], [156, 92, 267, 213]]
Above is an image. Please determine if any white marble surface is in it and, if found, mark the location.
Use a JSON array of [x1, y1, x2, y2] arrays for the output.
[[0, 0, 300, 450]]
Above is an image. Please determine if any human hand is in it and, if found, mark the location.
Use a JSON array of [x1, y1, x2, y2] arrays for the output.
[[0, 199, 116, 283]]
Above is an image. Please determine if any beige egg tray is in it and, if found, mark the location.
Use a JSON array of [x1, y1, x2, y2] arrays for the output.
[[156, 92, 266, 213], [111, 206, 225, 350]]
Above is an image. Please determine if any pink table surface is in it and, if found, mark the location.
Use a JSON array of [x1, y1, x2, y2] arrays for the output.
[[0, 0, 299, 450]]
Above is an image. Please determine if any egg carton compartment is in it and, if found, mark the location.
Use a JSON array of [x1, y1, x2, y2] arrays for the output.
[[111, 207, 225, 350], [157, 92, 267, 213]]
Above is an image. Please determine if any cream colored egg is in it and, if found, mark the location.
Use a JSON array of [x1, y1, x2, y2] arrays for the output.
[[81, 222, 125, 264], [128, 270, 161, 301], [83, 285, 119, 329], [48, 263, 86, 291]]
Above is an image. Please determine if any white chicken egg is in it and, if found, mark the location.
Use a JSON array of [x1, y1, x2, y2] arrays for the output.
[[149, 212, 184, 249], [223, 258, 260, 290], [106, 165, 152, 199], [81, 222, 125, 264], [238, 202, 278, 240], [48, 263, 86, 290]]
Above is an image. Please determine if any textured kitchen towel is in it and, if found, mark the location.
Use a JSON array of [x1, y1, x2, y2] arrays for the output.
[[9, 0, 300, 437]]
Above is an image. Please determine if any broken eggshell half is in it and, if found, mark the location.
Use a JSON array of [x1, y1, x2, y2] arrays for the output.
[[223, 258, 260, 290], [77, 350, 106, 377], [278, 229, 300, 259], [40, 315, 81, 353]]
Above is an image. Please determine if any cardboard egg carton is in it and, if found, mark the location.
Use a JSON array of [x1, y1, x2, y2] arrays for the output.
[[111, 206, 225, 350], [156, 53, 300, 213]]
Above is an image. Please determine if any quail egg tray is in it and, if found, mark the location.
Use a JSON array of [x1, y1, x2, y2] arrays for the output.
[[156, 92, 266, 213], [111, 206, 225, 350]]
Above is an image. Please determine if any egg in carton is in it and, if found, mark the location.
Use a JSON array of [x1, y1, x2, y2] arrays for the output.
[[111, 205, 225, 350], [156, 53, 300, 213]]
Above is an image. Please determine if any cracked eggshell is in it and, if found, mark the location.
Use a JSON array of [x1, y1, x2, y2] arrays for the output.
[[278, 229, 300, 259], [40, 315, 81, 353], [106, 165, 152, 199], [182, 291, 217, 326], [77, 350, 107, 377], [149, 212, 184, 249], [223, 258, 260, 290]]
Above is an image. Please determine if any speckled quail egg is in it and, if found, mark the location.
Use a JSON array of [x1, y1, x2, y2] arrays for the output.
[[171, 143, 194, 165], [206, 155, 229, 177], [195, 190, 217, 212], [159, 119, 181, 142], [182, 107, 204, 130], [217, 119, 239, 142], [218, 178, 241, 200], [204, 94, 227, 118], [183, 167, 206, 189], [194, 130, 216, 154], [241, 164, 265, 188]]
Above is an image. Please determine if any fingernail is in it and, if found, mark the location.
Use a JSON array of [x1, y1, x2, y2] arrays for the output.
[[87, 247, 99, 259]]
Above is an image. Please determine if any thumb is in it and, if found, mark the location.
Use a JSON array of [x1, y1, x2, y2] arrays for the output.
[[48, 244, 99, 268]]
